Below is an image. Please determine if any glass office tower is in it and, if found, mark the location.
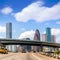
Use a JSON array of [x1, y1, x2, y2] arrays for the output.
[[6, 22, 12, 38], [46, 27, 51, 42], [6, 22, 12, 51]]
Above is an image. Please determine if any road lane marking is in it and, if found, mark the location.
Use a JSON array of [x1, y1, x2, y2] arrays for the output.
[[32, 54, 42, 60]]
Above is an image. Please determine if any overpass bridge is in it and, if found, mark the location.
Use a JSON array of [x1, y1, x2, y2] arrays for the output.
[[0, 39, 60, 48]]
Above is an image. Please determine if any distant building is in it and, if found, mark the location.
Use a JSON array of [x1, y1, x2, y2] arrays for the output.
[[16, 38, 31, 52], [51, 35, 55, 43], [25, 38, 31, 52], [16, 45, 23, 52], [32, 29, 40, 52], [42, 34, 47, 42], [22, 38, 31, 52], [42, 34, 55, 52], [34, 29, 40, 40], [6, 22, 15, 52], [6, 22, 12, 38], [46, 27, 51, 42], [42, 34, 55, 43]]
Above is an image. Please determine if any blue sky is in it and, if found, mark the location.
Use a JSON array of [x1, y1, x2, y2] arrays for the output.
[[0, 0, 60, 43]]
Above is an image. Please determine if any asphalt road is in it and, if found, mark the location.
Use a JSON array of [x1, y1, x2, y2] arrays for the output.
[[0, 52, 41, 60], [0, 52, 58, 60]]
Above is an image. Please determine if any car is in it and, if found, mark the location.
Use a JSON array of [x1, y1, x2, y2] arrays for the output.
[[33, 51, 36, 53]]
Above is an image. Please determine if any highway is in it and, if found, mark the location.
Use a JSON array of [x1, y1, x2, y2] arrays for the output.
[[0, 52, 58, 60], [0, 39, 60, 48]]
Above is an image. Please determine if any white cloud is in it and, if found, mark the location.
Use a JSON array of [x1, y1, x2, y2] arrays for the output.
[[14, 1, 60, 22], [51, 28, 60, 43], [19, 30, 35, 40], [51, 29, 60, 43], [0, 36, 4, 38], [56, 36, 60, 43], [1, 7, 13, 15], [0, 26, 6, 33], [51, 28, 60, 35]]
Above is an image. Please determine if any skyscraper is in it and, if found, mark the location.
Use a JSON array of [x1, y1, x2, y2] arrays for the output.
[[6, 22, 12, 38], [46, 27, 51, 42], [51, 35, 55, 43], [42, 34, 56, 43], [6, 22, 12, 51], [42, 34, 47, 42], [32, 29, 40, 52], [42, 33, 56, 52], [34, 29, 40, 40]]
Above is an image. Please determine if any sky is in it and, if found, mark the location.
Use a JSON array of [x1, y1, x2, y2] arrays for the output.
[[0, 0, 60, 43]]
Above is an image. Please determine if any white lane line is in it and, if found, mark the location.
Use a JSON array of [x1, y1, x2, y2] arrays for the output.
[[32, 54, 42, 60]]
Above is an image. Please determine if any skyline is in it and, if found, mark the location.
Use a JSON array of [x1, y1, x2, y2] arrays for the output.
[[0, 0, 60, 43]]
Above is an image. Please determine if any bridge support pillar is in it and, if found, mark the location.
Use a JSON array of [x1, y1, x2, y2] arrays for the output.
[[40, 45, 43, 52]]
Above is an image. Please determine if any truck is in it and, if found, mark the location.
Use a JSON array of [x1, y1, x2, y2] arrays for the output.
[[0, 44, 8, 54]]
